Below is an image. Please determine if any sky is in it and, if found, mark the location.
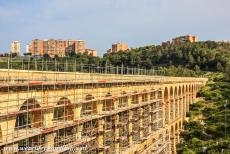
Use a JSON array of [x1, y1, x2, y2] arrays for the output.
[[0, 0, 230, 56]]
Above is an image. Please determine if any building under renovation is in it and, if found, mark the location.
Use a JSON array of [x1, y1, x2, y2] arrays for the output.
[[0, 62, 207, 154]]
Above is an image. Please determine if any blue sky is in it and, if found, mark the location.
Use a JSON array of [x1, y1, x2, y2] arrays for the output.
[[0, 0, 229, 56]]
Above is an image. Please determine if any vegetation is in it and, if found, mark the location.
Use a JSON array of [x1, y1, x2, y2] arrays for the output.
[[103, 41, 230, 75], [2, 41, 230, 75], [2, 41, 230, 76], [177, 73, 230, 154]]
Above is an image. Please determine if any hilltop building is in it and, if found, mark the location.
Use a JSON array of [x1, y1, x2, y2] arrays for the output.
[[162, 35, 198, 46], [172, 35, 198, 45], [110, 43, 129, 53]]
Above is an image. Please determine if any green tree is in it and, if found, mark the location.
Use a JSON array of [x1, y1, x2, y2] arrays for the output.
[[225, 62, 230, 76], [43, 54, 50, 59], [194, 65, 200, 72], [216, 62, 223, 72], [188, 53, 195, 66]]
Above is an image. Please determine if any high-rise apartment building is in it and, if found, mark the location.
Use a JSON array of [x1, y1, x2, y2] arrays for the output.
[[28, 39, 89, 57], [111, 43, 129, 53], [26, 44, 30, 53], [75, 40, 86, 53], [30, 39, 44, 56], [10, 41, 21, 54]]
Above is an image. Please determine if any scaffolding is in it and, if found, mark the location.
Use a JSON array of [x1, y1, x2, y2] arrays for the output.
[[103, 116, 115, 154], [118, 111, 129, 151], [0, 60, 207, 154]]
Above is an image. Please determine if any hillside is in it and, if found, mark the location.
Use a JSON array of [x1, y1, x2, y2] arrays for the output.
[[102, 41, 230, 75], [177, 73, 230, 153], [2, 41, 230, 77]]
